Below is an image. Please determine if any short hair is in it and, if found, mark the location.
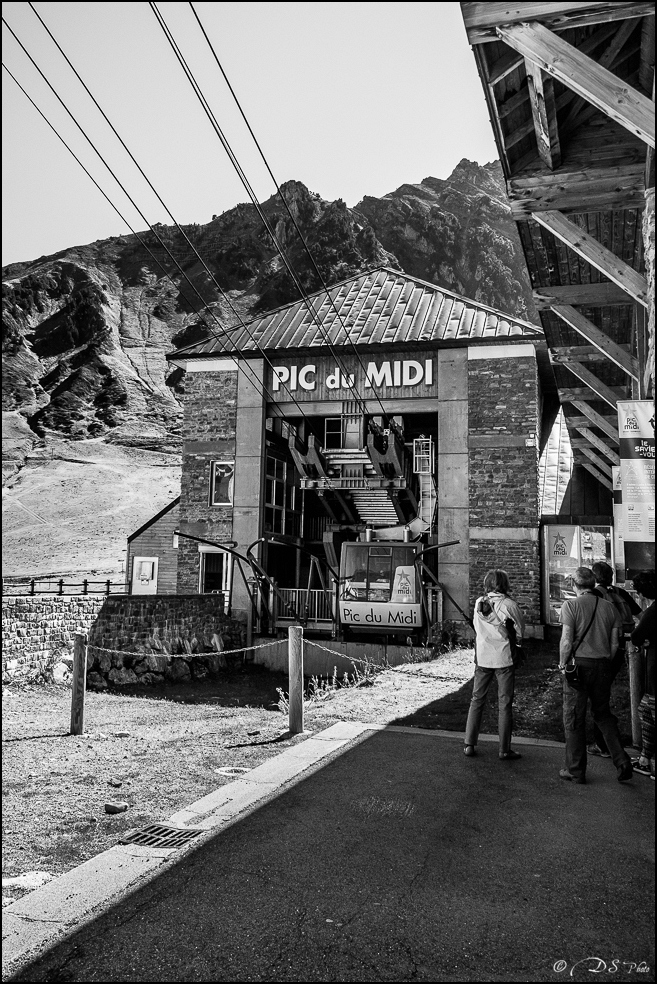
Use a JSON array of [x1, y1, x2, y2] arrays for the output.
[[572, 567, 596, 589], [483, 569, 510, 594], [591, 561, 613, 586], [632, 570, 656, 600]]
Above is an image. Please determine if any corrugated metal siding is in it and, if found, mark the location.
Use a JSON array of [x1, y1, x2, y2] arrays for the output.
[[173, 268, 542, 359]]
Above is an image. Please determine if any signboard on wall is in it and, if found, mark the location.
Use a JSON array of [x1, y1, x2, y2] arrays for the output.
[[542, 525, 612, 624], [267, 351, 438, 403], [612, 465, 625, 581], [617, 400, 655, 574]]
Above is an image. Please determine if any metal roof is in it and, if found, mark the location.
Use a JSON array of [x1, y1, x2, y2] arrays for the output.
[[169, 267, 542, 361]]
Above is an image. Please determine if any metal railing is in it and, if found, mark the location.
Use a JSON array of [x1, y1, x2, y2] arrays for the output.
[[2, 578, 126, 597], [273, 587, 334, 625]]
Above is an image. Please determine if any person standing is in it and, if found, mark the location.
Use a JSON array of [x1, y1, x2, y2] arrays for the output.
[[464, 569, 525, 761], [587, 561, 641, 758], [629, 570, 656, 778], [559, 567, 633, 784]]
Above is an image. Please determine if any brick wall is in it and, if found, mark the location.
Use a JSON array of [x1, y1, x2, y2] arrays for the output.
[[468, 356, 540, 528], [2, 595, 105, 682], [87, 595, 246, 688], [177, 370, 238, 592], [467, 353, 541, 623]]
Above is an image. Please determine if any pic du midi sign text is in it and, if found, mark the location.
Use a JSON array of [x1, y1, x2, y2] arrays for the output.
[[268, 353, 437, 400]]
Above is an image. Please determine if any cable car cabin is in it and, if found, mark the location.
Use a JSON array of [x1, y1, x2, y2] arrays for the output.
[[338, 542, 423, 637]]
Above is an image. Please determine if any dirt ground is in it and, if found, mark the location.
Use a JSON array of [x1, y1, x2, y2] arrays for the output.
[[2, 639, 635, 906]]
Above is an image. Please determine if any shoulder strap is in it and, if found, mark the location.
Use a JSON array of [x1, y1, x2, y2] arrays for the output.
[[572, 596, 599, 655]]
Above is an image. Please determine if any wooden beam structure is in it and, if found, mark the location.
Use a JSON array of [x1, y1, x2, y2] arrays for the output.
[[578, 445, 614, 477], [560, 386, 625, 403], [524, 60, 562, 169], [574, 426, 621, 463], [509, 163, 647, 215], [551, 345, 630, 362], [580, 460, 614, 491], [559, 17, 640, 135], [567, 399, 619, 441], [462, 3, 655, 44], [533, 211, 649, 306], [532, 284, 634, 309], [496, 21, 655, 146], [550, 304, 640, 379], [556, 360, 622, 407]]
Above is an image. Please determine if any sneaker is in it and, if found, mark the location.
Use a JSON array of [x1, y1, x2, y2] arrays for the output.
[[559, 769, 585, 784], [499, 750, 522, 760], [631, 757, 652, 776], [617, 761, 634, 783], [587, 743, 611, 758]]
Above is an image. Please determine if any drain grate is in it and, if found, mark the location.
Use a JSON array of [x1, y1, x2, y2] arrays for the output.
[[120, 824, 205, 849]]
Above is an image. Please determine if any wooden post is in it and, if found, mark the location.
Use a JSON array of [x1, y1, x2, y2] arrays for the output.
[[627, 648, 643, 748], [83, 579, 88, 595], [288, 624, 304, 735], [58, 578, 64, 596], [70, 632, 88, 736]]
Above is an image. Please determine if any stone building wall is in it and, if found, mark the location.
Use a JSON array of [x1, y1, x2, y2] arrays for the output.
[[2, 595, 105, 682], [176, 369, 238, 592]]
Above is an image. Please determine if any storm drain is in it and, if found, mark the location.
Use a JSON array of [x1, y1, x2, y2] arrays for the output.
[[120, 824, 205, 849]]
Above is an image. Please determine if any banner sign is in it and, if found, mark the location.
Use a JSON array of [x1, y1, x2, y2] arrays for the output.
[[617, 401, 655, 544], [611, 465, 625, 580]]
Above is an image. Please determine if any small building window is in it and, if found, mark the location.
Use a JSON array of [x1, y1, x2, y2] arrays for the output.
[[264, 452, 300, 537], [210, 461, 234, 506]]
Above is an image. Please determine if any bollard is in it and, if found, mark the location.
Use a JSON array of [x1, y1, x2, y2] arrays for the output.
[[627, 647, 643, 748], [70, 632, 88, 736], [288, 624, 304, 735]]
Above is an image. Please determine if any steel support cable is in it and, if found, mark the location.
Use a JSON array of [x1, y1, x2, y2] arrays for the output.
[[21, 3, 311, 423], [188, 0, 391, 422], [150, 2, 372, 420]]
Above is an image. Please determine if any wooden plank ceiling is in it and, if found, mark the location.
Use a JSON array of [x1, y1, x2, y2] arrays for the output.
[[461, 1, 654, 504]]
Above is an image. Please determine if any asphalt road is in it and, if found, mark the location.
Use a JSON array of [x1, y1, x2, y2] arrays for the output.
[[7, 729, 655, 983]]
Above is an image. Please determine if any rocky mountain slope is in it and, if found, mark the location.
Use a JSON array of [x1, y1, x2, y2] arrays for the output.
[[2, 159, 537, 577]]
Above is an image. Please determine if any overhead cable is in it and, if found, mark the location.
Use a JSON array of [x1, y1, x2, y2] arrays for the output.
[[187, 0, 392, 422], [5, 11, 308, 421], [150, 1, 374, 419]]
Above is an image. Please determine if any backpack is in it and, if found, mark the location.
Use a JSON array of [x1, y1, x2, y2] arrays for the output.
[[598, 585, 635, 633]]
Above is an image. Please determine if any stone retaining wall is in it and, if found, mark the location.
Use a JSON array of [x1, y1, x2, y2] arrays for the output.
[[86, 595, 246, 689], [2, 595, 105, 682], [2, 594, 246, 687]]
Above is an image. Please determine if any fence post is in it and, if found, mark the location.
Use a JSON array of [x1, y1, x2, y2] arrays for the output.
[[70, 632, 88, 736], [628, 647, 643, 748], [288, 624, 304, 735], [58, 578, 64, 596], [106, 579, 111, 596], [83, 579, 88, 595]]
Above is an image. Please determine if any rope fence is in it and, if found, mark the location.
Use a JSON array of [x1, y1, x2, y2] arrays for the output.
[[70, 628, 473, 736]]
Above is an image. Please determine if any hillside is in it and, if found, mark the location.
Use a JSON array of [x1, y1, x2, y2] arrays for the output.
[[2, 160, 537, 577]]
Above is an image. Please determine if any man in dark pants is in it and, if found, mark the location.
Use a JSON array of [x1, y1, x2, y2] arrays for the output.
[[559, 567, 633, 784], [587, 561, 642, 758]]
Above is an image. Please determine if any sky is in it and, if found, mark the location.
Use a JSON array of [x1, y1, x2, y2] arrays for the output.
[[1, 1, 498, 268]]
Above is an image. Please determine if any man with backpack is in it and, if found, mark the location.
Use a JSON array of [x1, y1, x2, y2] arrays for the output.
[[587, 562, 642, 759], [559, 567, 634, 783]]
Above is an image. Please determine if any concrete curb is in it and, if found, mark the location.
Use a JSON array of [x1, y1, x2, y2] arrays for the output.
[[1, 723, 566, 977], [1, 721, 370, 977]]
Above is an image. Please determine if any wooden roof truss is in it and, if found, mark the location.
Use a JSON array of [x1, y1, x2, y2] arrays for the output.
[[462, 2, 655, 495]]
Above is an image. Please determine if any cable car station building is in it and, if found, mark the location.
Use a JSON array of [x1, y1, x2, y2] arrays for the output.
[[163, 267, 550, 649]]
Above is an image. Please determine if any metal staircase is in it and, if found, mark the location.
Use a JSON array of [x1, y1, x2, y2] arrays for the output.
[[413, 438, 436, 532]]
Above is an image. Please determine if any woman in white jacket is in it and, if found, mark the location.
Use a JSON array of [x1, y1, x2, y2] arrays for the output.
[[464, 569, 525, 760]]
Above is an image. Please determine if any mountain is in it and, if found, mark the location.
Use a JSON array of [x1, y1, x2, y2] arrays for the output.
[[2, 160, 537, 576]]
